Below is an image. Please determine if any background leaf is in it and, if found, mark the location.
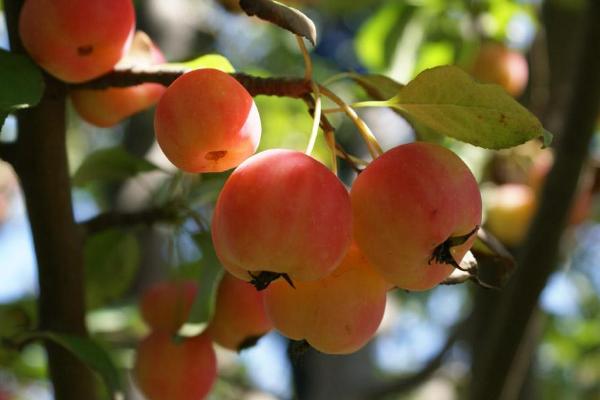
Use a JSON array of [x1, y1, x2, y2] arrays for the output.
[[391, 65, 544, 149], [186, 232, 224, 324], [161, 54, 235, 73], [84, 229, 140, 309], [0, 49, 44, 128], [72, 147, 159, 187], [18, 331, 123, 399]]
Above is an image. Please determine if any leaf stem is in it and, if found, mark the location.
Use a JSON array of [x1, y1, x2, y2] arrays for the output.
[[318, 85, 384, 158]]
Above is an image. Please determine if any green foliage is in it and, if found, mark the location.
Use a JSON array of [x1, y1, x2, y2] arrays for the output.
[[0, 49, 44, 129], [17, 331, 123, 399], [85, 229, 140, 309], [72, 147, 159, 187], [186, 232, 224, 325], [163, 54, 235, 73], [389, 66, 543, 149]]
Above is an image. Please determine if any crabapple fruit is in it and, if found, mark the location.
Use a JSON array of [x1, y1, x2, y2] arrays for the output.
[[133, 331, 216, 400], [484, 184, 537, 246], [351, 142, 482, 291], [206, 273, 272, 351], [70, 32, 166, 127], [154, 68, 261, 173], [19, 0, 135, 83], [469, 42, 529, 97], [139, 280, 197, 333], [212, 149, 352, 286], [263, 244, 388, 354]]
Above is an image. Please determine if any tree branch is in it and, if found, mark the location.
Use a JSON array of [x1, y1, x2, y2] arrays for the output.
[[5, 1, 98, 398], [81, 207, 180, 236], [470, 1, 600, 399], [365, 321, 464, 399], [71, 68, 312, 98]]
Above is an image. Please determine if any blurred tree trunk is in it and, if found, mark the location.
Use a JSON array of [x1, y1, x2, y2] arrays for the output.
[[468, 0, 600, 399]]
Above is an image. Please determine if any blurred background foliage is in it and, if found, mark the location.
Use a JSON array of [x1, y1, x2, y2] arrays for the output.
[[0, 0, 599, 399]]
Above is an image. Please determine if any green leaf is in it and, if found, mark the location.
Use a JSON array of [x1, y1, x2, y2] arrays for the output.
[[162, 54, 235, 73], [17, 331, 123, 398], [390, 65, 544, 149], [85, 229, 140, 309], [187, 232, 224, 324], [0, 49, 44, 127], [348, 73, 404, 101], [72, 147, 159, 186]]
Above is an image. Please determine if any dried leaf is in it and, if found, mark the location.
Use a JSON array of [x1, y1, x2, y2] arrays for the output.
[[240, 0, 317, 45]]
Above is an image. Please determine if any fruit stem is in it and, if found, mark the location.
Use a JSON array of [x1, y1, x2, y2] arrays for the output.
[[296, 36, 323, 157], [318, 85, 384, 159]]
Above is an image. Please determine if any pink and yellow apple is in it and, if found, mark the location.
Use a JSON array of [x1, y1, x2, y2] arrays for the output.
[[70, 32, 166, 127], [264, 244, 388, 354], [351, 142, 482, 291], [206, 273, 272, 351], [19, 0, 135, 83], [139, 280, 197, 334], [212, 149, 352, 285], [154, 68, 261, 173], [133, 331, 216, 400], [469, 42, 529, 97]]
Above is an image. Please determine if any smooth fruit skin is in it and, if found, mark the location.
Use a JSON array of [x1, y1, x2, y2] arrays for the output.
[[263, 244, 388, 354], [212, 149, 353, 283], [70, 32, 166, 127], [19, 0, 135, 83], [133, 331, 216, 400], [351, 142, 482, 291], [469, 42, 529, 97], [139, 280, 197, 333], [206, 273, 272, 351], [484, 184, 537, 246], [154, 68, 261, 173]]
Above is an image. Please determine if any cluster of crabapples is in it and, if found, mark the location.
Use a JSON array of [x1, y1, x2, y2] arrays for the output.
[[17, 0, 483, 399], [134, 70, 482, 398]]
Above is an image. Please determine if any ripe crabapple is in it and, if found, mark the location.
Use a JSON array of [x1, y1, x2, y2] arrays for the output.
[[139, 280, 197, 334], [206, 273, 272, 351], [133, 331, 216, 400], [154, 68, 261, 173], [351, 142, 482, 291], [469, 42, 529, 97], [70, 32, 166, 127], [19, 0, 135, 83], [212, 149, 353, 287], [263, 244, 388, 354]]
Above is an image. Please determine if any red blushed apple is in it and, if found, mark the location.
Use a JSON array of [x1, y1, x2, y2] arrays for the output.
[[139, 280, 198, 334], [133, 331, 216, 400], [154, 68, 261, 173], [206, 273, 272, 351], [19, 0, 135, 83], [263, 244, 388, 354], [351, 142, 482, 291], [469, 42, 529, 97], [212, 149, 353, 286], [70, 32, 166, 127]]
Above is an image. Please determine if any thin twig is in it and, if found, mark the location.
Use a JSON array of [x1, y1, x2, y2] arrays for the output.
[[80, 207, 180, 236], [71, 68, 312, 98], [365, 321, 464, 399]]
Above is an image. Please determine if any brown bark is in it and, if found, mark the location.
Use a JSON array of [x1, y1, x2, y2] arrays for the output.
[[5, 1, 97, 399], [469, 1, 600, 399]]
